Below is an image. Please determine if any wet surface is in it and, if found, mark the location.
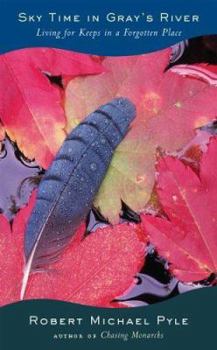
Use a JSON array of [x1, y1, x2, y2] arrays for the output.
[[168, 35, 217, 68], [1, 114, 217, 306], [85, 114, 217, 305], [1, 38, 217, 305], [115, 251, 204, 307], [0, 137, 42, 220], [86, 206, 206, 307]]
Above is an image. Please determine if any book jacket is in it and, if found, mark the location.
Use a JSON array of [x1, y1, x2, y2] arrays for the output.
[[0, 0, 217, 349]]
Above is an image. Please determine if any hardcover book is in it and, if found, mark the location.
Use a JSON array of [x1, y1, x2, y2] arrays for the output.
[[0, 1, 217, 349]]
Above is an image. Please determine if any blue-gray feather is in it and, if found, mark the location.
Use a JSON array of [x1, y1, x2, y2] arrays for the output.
[[24, 97, 136, 270]]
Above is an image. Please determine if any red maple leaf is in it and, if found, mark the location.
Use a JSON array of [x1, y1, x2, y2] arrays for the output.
[[0, 48, 103, 168], [65, 48, 217, 223], [0, 196, 145, 307], [141, 137, 217, 282]]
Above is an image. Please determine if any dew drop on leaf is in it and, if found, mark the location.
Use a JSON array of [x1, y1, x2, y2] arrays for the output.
[[90, 162, 97, 171]]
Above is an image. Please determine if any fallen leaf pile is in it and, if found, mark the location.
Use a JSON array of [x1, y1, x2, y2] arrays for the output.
[[1, 46, 217, 307]]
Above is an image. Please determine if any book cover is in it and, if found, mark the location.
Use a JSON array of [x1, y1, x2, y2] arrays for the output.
[[0, 0, 216, 349]]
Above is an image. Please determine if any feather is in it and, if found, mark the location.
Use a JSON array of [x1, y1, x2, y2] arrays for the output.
[[21, 97, 136, 299]]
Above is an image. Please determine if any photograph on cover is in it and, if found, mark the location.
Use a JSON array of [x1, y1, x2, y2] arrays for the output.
[[0, 35, 217, 308]]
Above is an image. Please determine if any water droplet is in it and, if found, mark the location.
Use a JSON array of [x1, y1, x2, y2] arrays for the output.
[[90, 162, 97, 171], [172, 195, 177, 202]]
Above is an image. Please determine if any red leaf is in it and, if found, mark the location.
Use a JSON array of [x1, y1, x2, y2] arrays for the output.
[[25, 223, 145, 307], [141, 137, 217, 282], [0, 48, 103, 168], [0, 197, 145, 307], [65, 48, 217, 223]]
